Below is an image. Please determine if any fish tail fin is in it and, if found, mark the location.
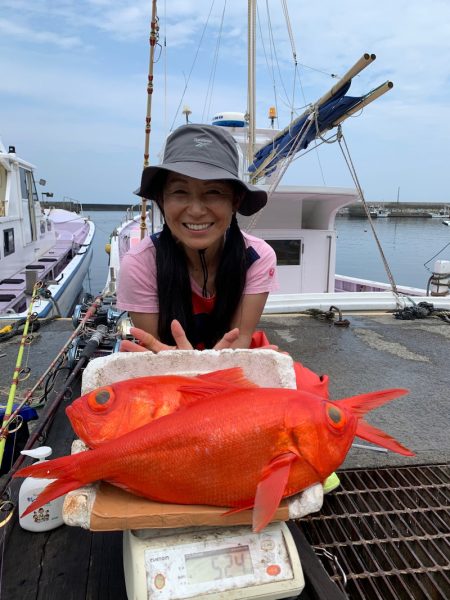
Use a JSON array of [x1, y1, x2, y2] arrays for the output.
[[14, 453, 92, 516], [356, 420, 415, 456], [20, 479, 82, 517], [338, 388, 409, 417], [197, 368, 258, 389], [15, 453, 79, 480]]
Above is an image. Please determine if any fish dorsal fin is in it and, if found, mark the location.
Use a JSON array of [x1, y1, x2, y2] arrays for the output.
[[252, 452, 297, 533], [197, 368, 258, 389], [180, 368, 258, 401]]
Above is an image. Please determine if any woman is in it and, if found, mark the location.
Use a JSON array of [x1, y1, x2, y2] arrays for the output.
[[117, 123, 278, 352], [117, 124, 340, 492]]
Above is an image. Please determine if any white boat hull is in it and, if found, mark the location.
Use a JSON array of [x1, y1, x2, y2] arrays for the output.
[[0, 220, 95, 320]]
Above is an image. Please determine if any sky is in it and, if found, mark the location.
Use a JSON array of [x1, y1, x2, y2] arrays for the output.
[[1, 0, 450, 206]]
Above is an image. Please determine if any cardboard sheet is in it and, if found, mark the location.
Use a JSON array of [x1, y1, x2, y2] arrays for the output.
[[89, 483, 290, 532]]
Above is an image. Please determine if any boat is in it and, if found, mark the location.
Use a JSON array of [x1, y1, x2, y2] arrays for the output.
[[443, 220, 450, 226], [428, 208, 450, 218], [104, 113, 449, 312], [369, 206, 390, 218], [0, 139, 95, 319]]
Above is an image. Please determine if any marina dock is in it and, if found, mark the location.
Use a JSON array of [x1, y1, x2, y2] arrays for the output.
[[0, 313, 449, 599]]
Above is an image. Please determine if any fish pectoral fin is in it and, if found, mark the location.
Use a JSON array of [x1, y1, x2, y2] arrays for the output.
[[253, 452, 296, 533], [356, 419, 414, 456]]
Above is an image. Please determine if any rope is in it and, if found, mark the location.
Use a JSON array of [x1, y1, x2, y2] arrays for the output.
[[337, 132, 400, 299], [264, 0, 293, 115], [202, 0, 226, 123], [280, 0, 299, 125], [423, 241, 450, 271], [257, 2, 279, 128], [393, 300, 450, 323], [170, 0, 216, 131]]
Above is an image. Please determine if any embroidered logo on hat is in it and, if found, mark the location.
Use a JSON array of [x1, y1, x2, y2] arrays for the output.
[[193, 137, 212, 148]]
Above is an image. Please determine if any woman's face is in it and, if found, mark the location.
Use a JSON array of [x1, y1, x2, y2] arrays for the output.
[[162, 173, 239, 253]]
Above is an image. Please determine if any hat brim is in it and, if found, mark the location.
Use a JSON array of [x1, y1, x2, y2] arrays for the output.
[[135, 161, 267, 217]]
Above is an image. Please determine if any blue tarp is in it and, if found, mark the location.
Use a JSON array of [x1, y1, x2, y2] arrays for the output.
[[249, 80, 363, 176]]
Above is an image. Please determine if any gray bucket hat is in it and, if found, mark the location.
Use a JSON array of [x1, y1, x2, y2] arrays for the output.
[[136, 124, 267, 216]]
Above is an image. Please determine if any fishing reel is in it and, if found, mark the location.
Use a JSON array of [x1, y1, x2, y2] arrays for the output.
[[67, 335, 122, 369], [72, 296, 126, 330]]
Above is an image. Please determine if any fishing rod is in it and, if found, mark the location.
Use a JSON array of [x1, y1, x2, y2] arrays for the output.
[[140, 0, 159, 240], [0, 324, 109, 513], [0, 282, 42, 471], [0, 295, 103, 445]]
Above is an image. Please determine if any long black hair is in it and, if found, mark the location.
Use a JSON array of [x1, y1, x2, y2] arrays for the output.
[[152, 174, 247, 348]]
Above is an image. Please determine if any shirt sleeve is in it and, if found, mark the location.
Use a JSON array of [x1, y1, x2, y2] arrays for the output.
[[116, 240, 159, 312], [244, 240, 279, 294]]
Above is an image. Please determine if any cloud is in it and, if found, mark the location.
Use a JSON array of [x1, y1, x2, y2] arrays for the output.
[[2, 0, 450, 205], [0, 18, 82, 49]]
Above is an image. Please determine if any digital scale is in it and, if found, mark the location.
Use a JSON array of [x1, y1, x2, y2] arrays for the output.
[[123, 521, 304, 600]]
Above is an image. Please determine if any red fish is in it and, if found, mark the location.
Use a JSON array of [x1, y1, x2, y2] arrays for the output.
[[66, 368, 257, 448], [16, 386, 413, 532]]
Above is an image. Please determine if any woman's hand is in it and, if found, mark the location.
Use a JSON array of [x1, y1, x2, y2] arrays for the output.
[[120, 320, 240, 353]]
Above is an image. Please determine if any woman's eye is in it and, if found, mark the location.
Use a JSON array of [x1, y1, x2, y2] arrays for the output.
[[205, 188, 232, 198]]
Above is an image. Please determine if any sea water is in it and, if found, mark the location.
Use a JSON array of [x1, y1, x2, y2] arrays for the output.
[[82, 210, 450, 296]]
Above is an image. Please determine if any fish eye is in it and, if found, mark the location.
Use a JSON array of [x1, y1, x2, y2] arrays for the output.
[[326, 403, 346, 430], [87, 387, 114, 412]]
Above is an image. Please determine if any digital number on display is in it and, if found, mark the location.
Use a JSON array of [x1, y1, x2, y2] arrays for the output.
[[185, 546, 254, 584]]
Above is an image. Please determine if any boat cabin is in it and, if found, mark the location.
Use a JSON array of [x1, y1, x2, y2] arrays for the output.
[[214, 117, 360, 295], [239, 185, 359, 294], [0, 140, 94, 317]]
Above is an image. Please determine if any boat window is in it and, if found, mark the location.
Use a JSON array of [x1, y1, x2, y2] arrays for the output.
[[0, 164, 7, 215], [4, 228, 15, 256], [19, 168, 29, 199], [265, 239, 301, 265]]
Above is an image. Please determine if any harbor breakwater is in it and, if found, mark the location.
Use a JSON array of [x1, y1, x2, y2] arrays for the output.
[[42, 200, 450, 218]]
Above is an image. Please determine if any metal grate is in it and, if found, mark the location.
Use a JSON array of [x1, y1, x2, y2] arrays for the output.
[[297, 464, 450, 599]]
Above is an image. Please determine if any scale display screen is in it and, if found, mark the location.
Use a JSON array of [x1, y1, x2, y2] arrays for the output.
[[185, 545, 253, 584]]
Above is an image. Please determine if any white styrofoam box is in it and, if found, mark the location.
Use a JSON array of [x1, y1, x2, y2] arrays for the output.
[[81, 348, 297, 394]]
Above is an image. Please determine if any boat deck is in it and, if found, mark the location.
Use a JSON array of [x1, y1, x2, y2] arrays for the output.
[[0, 243, 74, 314], [0, 313, 448, 599]]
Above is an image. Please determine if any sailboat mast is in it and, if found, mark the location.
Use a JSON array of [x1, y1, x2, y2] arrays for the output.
[[140, 0, 159, 240], [247, 0, 256, 171]]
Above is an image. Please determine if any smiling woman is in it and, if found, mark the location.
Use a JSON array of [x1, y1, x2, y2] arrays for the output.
[[116, 124, 279, 351]]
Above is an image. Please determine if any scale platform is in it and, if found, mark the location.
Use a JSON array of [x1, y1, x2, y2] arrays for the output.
[[123, 521, 305, 600]]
